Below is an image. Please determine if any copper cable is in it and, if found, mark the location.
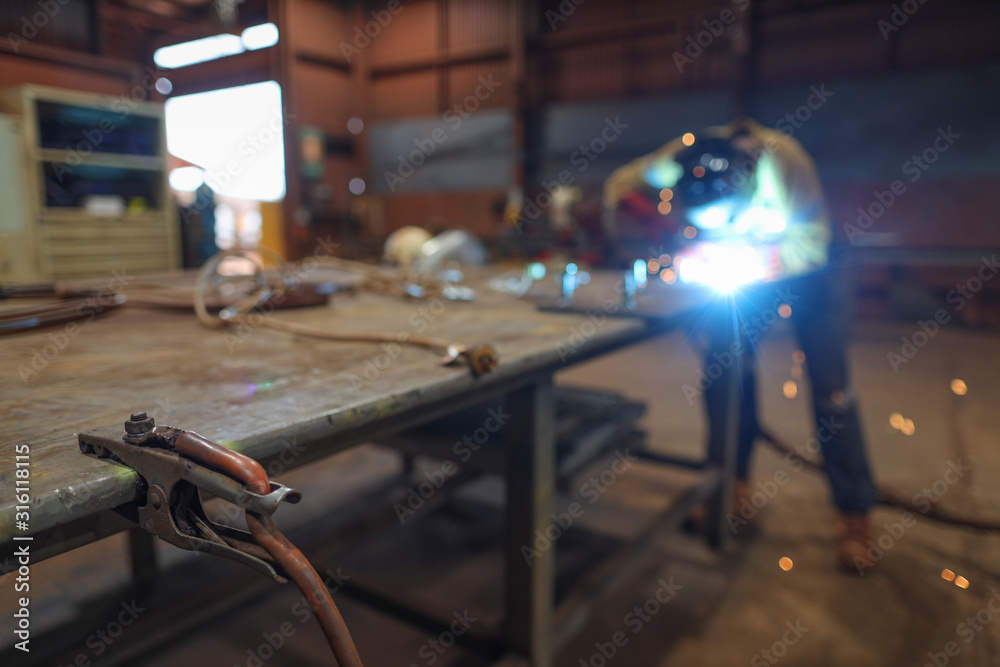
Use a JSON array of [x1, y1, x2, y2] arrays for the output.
[[173, 431, 271, 492], [256, 316, 451, 349], [246, 513, 364, 667], [191, 249, 499, 375], [172, 430, 364, 666]]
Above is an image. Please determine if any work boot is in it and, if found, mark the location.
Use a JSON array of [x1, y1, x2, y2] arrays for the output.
[[836, 513, 874, 574]]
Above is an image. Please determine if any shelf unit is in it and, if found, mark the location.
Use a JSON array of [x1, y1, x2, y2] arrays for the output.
[[0, 85, 179, 283]]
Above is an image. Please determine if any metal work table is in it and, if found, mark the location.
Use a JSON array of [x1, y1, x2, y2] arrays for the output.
[[0, 269, 732, 666]]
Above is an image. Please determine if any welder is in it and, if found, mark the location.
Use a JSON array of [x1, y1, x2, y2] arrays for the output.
[[604, 118, 879, 573]]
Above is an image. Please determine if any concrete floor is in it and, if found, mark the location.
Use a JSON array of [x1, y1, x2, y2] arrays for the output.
[[555, 321, 1000, 667], [9, 319, 1000, 666]]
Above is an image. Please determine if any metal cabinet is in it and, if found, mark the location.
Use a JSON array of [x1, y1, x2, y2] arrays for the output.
[[0, 85, 179, 283]]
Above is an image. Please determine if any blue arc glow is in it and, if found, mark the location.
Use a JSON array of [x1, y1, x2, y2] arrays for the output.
[[677, 244, 767, 293]]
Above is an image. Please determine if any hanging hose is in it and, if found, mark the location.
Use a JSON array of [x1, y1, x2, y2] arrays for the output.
[[757, 428, 999, 532]]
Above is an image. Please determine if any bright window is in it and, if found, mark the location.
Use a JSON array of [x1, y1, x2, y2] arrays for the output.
[[165, 81, 286, 202]]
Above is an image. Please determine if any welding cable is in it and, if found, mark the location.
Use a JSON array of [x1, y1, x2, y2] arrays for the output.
[[245, 513, 364, 667], [0, 277, 292, 334], [0, 296, 126, 333], [192, 249, 499, 375], [757, 428, 1000, 532], [171, 430, 365, 667], [309, 255, 456, 300], [192, 248, 284, 328]]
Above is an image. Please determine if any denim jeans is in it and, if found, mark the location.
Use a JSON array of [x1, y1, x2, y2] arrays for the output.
[[697, 261, 878, 514]]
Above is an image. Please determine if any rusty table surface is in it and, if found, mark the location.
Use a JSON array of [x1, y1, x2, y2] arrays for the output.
[[0, 268, 696, 546]]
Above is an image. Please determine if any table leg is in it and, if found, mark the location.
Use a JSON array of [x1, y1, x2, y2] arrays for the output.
[[705, 302, 741, 550], [128, 527, 158, 594], [504, 376, 556, 667]]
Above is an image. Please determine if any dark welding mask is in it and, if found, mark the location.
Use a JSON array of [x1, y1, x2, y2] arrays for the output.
[[674, 133, 758, 211]]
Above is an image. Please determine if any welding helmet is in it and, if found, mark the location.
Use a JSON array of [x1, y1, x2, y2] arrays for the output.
[[673, 131, 757, 209]]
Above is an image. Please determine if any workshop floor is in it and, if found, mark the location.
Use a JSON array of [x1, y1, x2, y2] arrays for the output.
[[21, 319, 1000, 666]]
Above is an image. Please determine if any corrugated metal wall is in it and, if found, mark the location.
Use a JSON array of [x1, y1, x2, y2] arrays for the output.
[[369, 0, 513, 120], [281, 0, 999, 246]]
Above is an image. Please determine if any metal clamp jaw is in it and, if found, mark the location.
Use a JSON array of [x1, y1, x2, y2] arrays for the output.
[[79, 413, 299, 583], [80, 412, 365, 666]]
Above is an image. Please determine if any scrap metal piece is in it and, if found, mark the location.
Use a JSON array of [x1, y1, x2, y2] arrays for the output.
[[441, 343, 499, 376], [441, 284, 477, 301], [465, 344, 500, 376]]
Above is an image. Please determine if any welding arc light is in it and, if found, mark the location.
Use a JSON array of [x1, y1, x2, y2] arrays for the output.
[[677, 244, 767, 293], [734, 206, 788, 235], [633, 259, 648, 289], [687, 203, 788, 235], [687, 203, 729, 230]]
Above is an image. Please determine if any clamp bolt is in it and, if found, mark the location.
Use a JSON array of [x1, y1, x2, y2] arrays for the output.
[[124, 411, 155, 442]]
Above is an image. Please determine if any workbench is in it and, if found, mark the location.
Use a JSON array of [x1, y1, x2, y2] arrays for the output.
[[0, 268, 735, 666]]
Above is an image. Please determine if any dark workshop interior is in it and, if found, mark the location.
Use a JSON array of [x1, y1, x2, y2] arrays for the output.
[[1, 1, 1000, 666]]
